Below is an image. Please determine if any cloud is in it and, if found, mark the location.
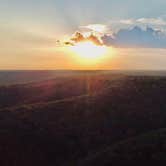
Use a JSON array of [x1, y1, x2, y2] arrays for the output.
[[118, 18, 166, 26], [80, 24, 108, 33], [136, 18, 166, 25], [107, 17, 166, 34], [62, 17, 166, 48], [102, 26, 166, 48], [65, 26, 166, 48], [119, 19, 134, 25], [64, 31, 103, 46]]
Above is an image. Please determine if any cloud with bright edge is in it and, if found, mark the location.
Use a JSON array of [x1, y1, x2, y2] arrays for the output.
[[62, 17, 166, 48], [64, 31, 103, 46]]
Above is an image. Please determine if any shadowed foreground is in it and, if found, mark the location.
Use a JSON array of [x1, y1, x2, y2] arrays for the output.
[[1, 71, 166, 165]]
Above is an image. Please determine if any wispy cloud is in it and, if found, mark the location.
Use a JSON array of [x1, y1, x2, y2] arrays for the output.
[[136, 18, 166, 25], [118, 18, 166, 26], [80, 24, 108, 33]]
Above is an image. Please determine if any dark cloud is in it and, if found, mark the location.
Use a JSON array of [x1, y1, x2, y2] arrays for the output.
[[65, 31, 103, 46], [101, 26, 166, 48], [64, 41, 74, 46]]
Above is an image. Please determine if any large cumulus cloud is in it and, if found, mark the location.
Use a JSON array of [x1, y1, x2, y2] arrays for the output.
[[64, 25, 166, 48]]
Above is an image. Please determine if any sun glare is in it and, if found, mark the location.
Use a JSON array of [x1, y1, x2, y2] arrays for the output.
[[70, 41, 108, 64]]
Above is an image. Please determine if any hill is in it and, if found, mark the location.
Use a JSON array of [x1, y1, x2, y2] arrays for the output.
[[1, 73, 166, 165]]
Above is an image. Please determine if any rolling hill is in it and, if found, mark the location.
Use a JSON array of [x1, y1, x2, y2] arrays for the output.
[[1, 72, 166, 165]]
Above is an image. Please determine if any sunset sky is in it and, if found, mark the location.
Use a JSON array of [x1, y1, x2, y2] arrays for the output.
[[1, 0, 166, 70]]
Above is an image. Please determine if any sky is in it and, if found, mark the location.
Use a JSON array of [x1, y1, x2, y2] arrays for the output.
[[1, 0, 166, 70]]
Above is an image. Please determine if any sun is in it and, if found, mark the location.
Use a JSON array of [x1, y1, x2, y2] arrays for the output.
[[70, 41, 108, 64]]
